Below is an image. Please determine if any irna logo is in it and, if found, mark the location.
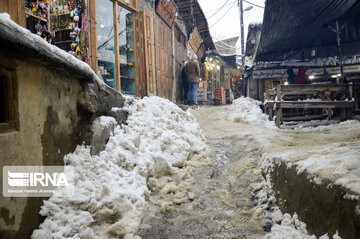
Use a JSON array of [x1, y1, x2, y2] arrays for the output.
[[8, 171, 69, 187]]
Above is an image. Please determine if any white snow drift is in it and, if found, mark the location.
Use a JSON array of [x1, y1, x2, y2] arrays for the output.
[[32, 96, 207, 239], [230, 97, 276, 129]]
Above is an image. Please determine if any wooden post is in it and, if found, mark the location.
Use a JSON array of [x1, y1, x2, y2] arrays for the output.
[[340, 109, 346, 121], [88, 0, 98, 74], [113, 1, 121, 92], [269, 107, 273, 121], [349, 83, 353, 99], [347, 109, 352, 120], [276, 84, 282, 101], [275, 105, 282, 127]]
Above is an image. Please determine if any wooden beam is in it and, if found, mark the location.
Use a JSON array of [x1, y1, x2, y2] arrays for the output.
[[113, 1, 121, 92], [277, 101, 354, 109], [282, 114, 328, 121], [88, 0, 98, 74]]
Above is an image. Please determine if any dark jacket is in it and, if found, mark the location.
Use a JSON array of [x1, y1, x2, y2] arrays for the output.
[[294, 66, 309, 84], [287, 68, 295, 84], [184, 60, 200, 83]]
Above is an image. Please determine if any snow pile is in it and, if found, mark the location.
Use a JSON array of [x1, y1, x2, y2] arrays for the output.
[[264, 213, 341, 239], [261, 139, 360, 195], [32, 96, 207, 239], [230, 97, 276, 128]]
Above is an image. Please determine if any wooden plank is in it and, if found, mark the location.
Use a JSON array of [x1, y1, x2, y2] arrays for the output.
[[276, 84, 282, 101], [282, 114, 328, 121], [280, 84, 349, 94], [154, 15, 172, 100], [113, 1, 121, 92], [133, 12, 140, 96], [88, 0, 98, 74], [277, 101, 354, 109], [117, 0, 138, 11], [156, 0, 177, 27], [143, 11, 155, 95], [275, 108, 282, 127]]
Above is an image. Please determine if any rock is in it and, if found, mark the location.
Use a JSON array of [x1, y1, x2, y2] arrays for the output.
[[153, 156, 172, 178], [107, 109, 128, 126], [90, 117, 117, 155]]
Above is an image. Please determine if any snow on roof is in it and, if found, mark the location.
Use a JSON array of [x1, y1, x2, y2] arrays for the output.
[[254, 56, 360, 70], [0, 13, 109, 89]]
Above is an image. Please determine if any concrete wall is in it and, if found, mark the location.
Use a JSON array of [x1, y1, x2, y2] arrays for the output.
[[0, 48, 124, 238]]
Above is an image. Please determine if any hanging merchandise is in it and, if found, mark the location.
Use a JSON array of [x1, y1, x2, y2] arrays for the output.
[[49, 0, 88, 62], [25, 0, 54, 44]]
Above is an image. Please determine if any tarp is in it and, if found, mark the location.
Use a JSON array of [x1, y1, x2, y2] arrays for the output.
[[256, 0, 360, 62]]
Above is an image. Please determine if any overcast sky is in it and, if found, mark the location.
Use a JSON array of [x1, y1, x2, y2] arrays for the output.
[[197, 0, 265, 51]]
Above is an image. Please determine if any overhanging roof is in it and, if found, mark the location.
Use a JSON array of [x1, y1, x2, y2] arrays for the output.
[[256, 0, 360, 62], [173, 0, 216, 51]]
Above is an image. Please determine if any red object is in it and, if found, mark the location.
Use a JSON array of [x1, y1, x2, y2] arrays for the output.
[[214, 88, 226, 105], [295, 66, 309, 84]]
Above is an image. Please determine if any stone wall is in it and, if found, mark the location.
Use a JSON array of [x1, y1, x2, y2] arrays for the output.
[[268, 161, 360, 238], [0, 43, 125, 238]]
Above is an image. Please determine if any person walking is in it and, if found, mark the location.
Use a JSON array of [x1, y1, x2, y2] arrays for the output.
[[184, 58, 200, 105]]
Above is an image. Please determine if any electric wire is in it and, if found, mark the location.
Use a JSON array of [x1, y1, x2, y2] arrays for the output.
[[207, 0, 234, 20], [243, 0, 264, 9], [205, 0, 234, 14], [209, 0, 237, 29]]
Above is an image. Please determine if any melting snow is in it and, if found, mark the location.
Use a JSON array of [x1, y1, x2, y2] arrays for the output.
[[32, 97, 207, 239]]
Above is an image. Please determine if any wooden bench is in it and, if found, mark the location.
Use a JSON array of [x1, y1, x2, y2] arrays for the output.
[[264, 83, 354, 127]]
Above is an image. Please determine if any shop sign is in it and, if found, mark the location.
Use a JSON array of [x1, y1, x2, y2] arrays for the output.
[[253, 69, 288, 79], [156, 0, 177, 27], [306, 68, 324, 76], [295, 65, 360, 75], [254, 64, 360, 79], [189, 27, 203, 53], [197, 43, 206, 60], [343, 64, 360, 73]]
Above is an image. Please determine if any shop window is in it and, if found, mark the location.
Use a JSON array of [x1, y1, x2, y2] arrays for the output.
[[97, 0, 116, 89], [96, 0, 136, 95], [25, 0, 88, 61], [0, 69, 17, 133], [118, 5, 135, 95]]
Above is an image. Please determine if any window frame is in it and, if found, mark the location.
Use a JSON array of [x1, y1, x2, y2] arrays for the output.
[[0, 67, 18, 133]]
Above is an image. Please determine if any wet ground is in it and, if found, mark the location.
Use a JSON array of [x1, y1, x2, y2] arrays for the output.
[[138, 105, 360, 239], [138, 106, 272, 238]]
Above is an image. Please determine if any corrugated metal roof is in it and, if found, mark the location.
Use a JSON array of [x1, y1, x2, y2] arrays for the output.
[[256, 0, 360, 62]]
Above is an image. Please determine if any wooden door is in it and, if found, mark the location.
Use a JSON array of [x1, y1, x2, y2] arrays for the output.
[[155, 15, 173, 100], [134, 11, 155, 97], [143, 11, 155, 96], [134, 11, 146, 97]]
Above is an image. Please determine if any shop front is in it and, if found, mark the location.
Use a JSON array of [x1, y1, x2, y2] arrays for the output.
[[11, 0, 143, 96], [95, 0, 137, 95], [251, 65, 360, 103]]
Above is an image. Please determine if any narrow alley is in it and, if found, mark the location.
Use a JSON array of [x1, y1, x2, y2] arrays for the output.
[[138, 100, 360, 239], [139, 106, 267, 238], [2, 0, 360, 238]]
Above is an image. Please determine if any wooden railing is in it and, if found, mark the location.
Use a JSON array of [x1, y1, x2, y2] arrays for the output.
[[264, 83, 354, 127]]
